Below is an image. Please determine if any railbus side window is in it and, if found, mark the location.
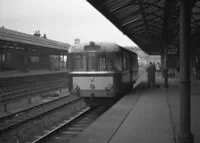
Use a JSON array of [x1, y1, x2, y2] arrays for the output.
[[70, 54, 87, 71], [114, 53, 122, 71], [99, 56, 106, 71], [132, 55, 137, 70], [82, 55, 87, 71], [126, 54, 131, 70], [105, 53, 118, 71], [122, 53, 130, 71], [123, 54, 127, 70], [107, 59, 113, 71], [88, 54, 96, 71], [72, 55, 82, 71]]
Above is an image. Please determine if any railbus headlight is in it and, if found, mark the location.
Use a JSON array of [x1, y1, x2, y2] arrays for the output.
[[105, 84, 113, 91], [73, 84, 80, 91], [90, 84, 95, 89]]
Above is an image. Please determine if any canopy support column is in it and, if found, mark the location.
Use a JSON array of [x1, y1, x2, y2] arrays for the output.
[[161, 49, 164, 77], [164, 44, 168, 88], [178, 0, 194, 143]]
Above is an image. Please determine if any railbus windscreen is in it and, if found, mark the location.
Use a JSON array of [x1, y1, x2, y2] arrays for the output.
[[69, 53, 121, 72]]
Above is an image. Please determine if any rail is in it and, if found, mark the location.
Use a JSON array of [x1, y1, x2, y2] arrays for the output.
[[0, 94, 80, 133], [31, 107, 91, 143]]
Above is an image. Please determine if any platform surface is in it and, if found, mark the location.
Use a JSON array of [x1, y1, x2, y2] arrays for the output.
[[70, 74, 200, 143]]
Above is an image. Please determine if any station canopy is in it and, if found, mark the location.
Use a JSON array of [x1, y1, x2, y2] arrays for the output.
[[87, 0, 200, 55]]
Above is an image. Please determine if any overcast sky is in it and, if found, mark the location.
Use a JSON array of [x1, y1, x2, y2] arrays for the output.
[[0, 0, 138, 47]]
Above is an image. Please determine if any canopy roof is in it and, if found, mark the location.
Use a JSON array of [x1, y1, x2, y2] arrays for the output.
[[87, 0, 200, 55]]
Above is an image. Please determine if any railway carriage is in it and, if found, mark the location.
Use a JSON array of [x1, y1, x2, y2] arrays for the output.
[[68, 41, 138, 105]]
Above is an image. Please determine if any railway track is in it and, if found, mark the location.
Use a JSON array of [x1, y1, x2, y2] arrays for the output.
[[0, 77, 64, 93], [0, 80, 68, 103], [30, 105, 110, 143], [0, 95, 81, 134]]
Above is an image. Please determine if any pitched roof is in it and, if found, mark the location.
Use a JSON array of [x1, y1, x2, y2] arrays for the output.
[[0, 28, 70, 51]]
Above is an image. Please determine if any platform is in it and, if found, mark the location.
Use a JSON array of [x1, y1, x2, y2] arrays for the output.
[[70, 74, 200, 143], [0, 68, 68, 79]]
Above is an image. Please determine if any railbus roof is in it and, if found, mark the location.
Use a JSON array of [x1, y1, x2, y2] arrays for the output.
[[68, 41, 137, 55]]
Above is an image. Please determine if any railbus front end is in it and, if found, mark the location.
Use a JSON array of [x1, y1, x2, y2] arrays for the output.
[[68, 41, 138, 106]]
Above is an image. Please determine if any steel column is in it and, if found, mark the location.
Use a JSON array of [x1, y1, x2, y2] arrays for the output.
[[178, 0, 194, 143], [164, 44, 169, 88], [161, 50, 164, 77]]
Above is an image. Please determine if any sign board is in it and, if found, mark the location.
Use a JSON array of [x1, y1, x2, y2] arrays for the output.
[[168, 45, 178, 55]]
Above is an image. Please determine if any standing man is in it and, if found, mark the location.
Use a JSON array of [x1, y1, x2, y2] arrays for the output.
[[147, 62, 156, 88]]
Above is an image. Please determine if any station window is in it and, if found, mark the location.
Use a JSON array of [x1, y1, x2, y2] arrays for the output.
[[0, 54, 5, 62], [7, 53, 12, 62], [3, 54, 5, 62], [31, 56, 39, 63], [63, 55, 67, 62]]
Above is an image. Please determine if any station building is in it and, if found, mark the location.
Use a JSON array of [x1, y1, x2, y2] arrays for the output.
[[0, 27, 70, 72]]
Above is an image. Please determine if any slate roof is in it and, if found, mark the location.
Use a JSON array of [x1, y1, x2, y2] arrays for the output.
[[0, 28, 70, 51]]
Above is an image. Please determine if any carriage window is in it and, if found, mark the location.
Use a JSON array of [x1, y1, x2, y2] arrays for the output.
[[99, 57, 106, 71], [126, 56, 130, 69], [99, 53, 119, 71], [123, 54, 130, 70], [132, 56, 138, 70], [123, 55, 127, 70], [70, 53, 121, 72], [71, 55, 82, 71], [71, 55, 87, 71], [107, 60, 113, 71], [82, 55, 87, 71], [88, 55, 96, 71]]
